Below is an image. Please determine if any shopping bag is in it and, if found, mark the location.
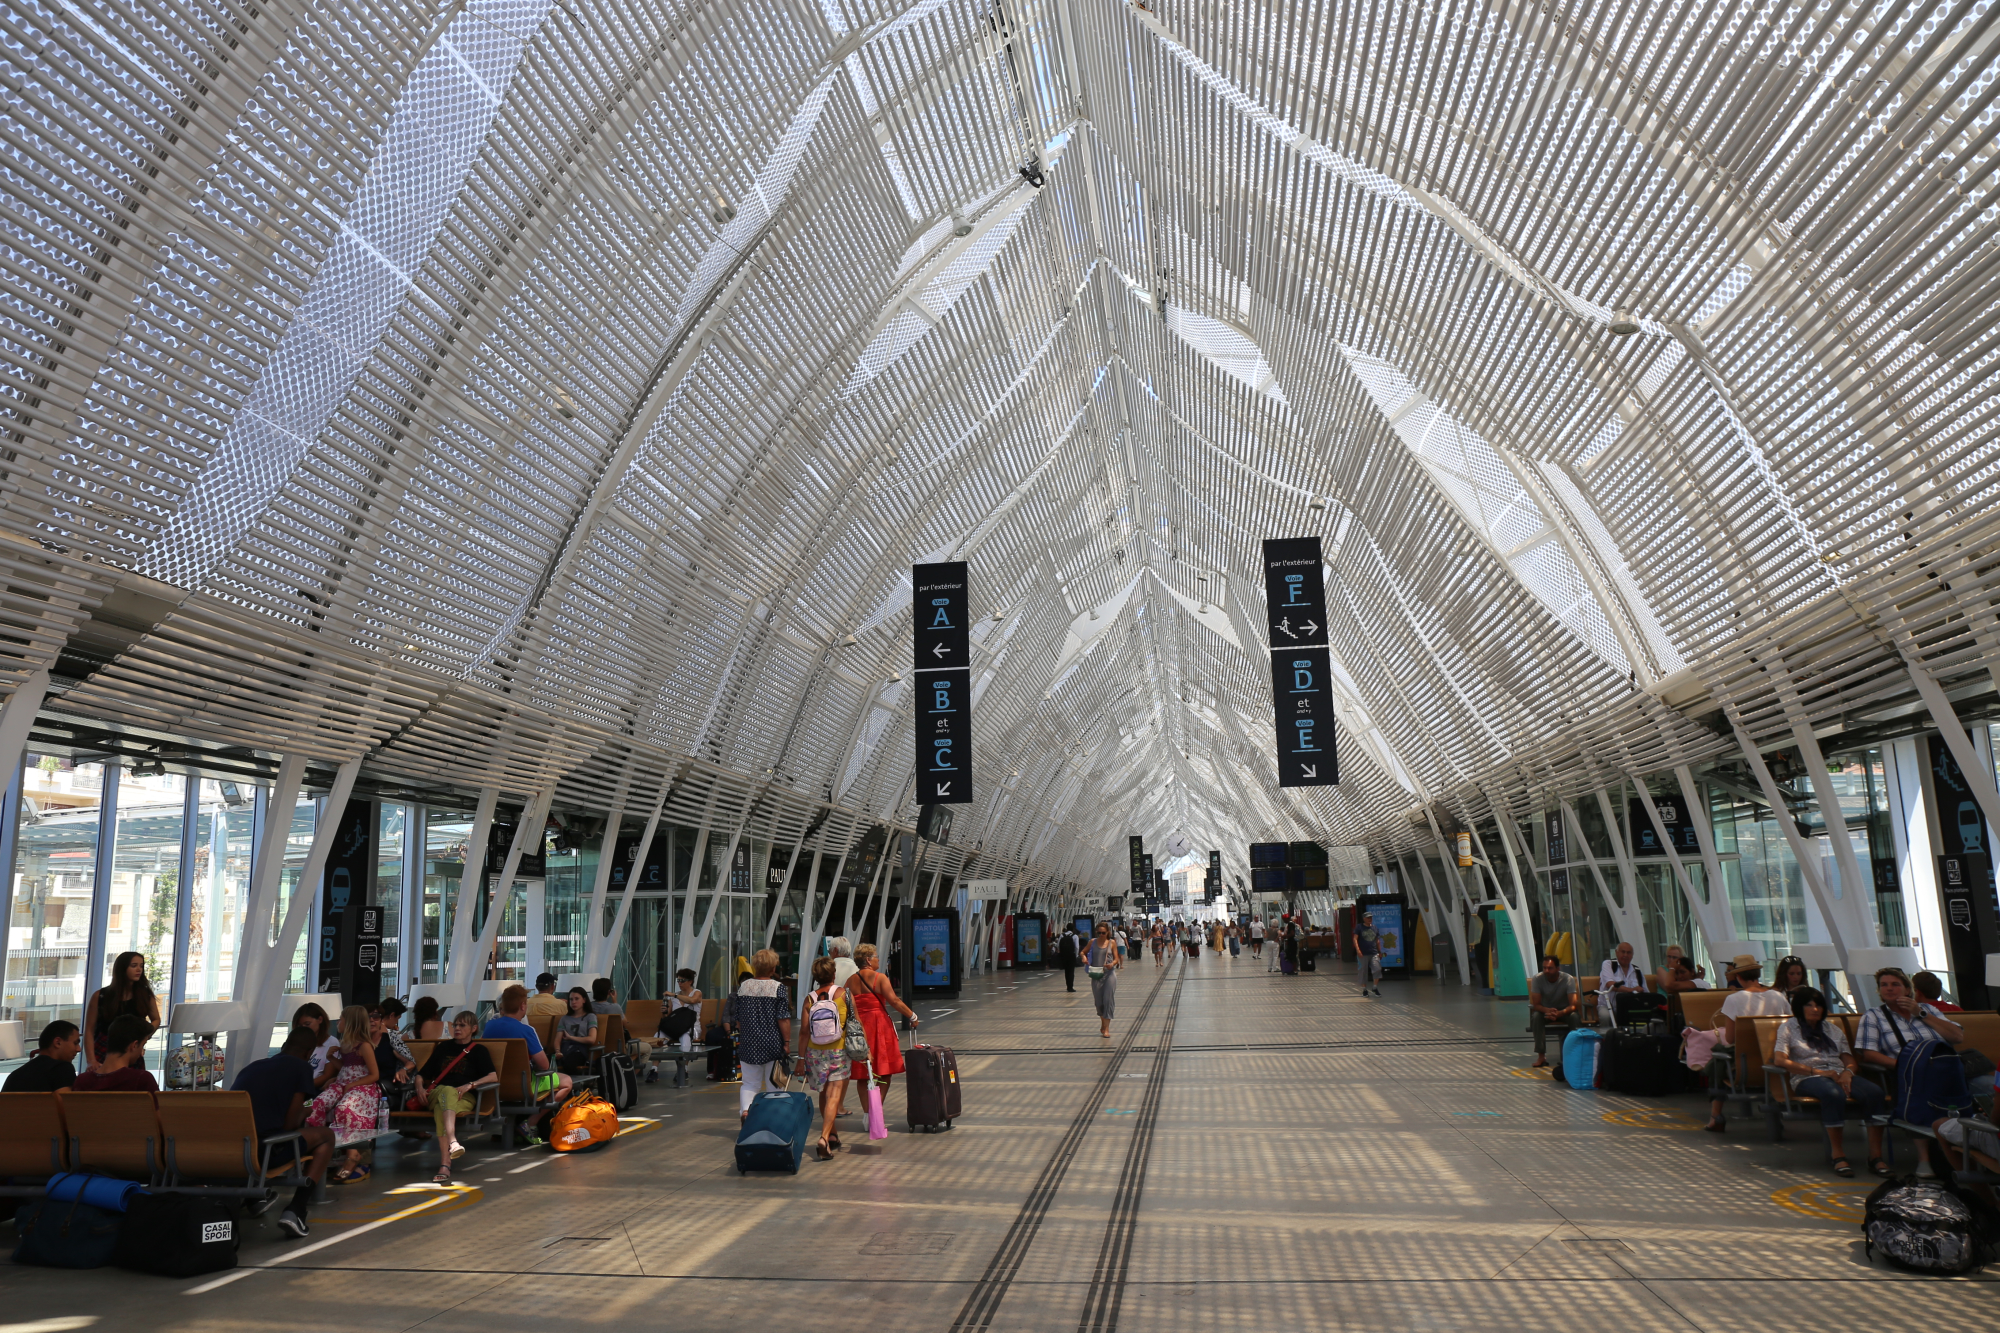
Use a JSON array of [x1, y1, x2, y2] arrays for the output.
[[864, 1076, 888, 1140]]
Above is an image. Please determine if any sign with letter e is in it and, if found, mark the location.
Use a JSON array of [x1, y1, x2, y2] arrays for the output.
[[1272, 646, 1339, 787]]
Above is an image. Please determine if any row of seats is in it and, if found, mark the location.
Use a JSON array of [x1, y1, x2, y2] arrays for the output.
[[0, 1090, 313, 1201]]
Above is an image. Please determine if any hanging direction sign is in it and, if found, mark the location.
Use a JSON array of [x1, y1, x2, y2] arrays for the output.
[[1272, 645, 1339, 787], [1262, 536, 1328, 648], [1129, 835, 1147, 899], [916, 667, 973, 803], [913, 561, 970, 669]]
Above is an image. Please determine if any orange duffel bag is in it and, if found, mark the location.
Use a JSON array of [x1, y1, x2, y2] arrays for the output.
[[549, 1090, 619, 1152]]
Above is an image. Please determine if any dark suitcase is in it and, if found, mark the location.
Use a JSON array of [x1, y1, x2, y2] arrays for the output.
[[1280, 953, 1297, 975], [113, 1192, 238, 1277], [13, 1197, 121, 1269], [1612, 991, 1669, 1028], [735, 1089, 814, 1173], [1599, 1030, 1680, 1096], [905, 1042, 960, 1131], [705, 1023, 735, 1081], [1299, 949, 1316, 973]]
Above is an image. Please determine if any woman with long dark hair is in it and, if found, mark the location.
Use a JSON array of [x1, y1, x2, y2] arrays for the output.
[[405, 995, 445, 1040], [82, 951, 160, 1070], [1769, 955, 1810, 996], [1767, 986, 1886, 1176]]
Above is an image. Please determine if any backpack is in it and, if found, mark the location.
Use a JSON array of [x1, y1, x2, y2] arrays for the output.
[[549, 1090, 620, 1152], [1891, 1036, 1975, 1124], [660, 1006, 699, 1042], [599, 1053, 637, 1111], [1863, 1179, 1989, 1273], [806, 988, 844, 1046]]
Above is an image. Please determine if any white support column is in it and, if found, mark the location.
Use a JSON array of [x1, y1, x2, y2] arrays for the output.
[[591, 795, 664, 977], [673, 800, 719, 973], [1629, 776, 1734, 964], [1568, 793, 1651, 975], [0, 670, 49, 785], [1900, 648, 2000, 840], [683, 817, 748, 975], [1791, 721, 1882, 956], [1726, 706, 1861, 974], [443, 788, 499, 988], [1476, 795, 1544, 986], [761, 836, 808, 949], [579, 797, 627, 975], [223, 753, 308, 1067], [251, 758, 362, 1035], [1888, 735, 1951, 973], [458, 788, 553, 1016]]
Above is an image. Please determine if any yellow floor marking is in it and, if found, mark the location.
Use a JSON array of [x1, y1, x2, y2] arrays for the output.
[[1771, 1181, 1870, 1223], [1600, 1106, 1707, 1130]]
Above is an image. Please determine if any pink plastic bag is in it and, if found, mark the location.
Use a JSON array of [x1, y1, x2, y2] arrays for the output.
[[864, 1078, 887, 1140]]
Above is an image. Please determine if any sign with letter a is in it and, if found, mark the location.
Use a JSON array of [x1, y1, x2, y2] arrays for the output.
[[913, 561, 973, 803]]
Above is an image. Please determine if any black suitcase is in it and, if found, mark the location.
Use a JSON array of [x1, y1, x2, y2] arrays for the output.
[[705, 1023, 735, 1082], [1299, 949, 1316, 972], [1612, 990, 1669, 1028], [113, 1192, 238, 1277], [905, 1042, 960, 1131], [1599, 1030, 1680, 1096]]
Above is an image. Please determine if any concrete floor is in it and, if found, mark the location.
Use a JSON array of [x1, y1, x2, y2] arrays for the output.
[[5, 949, 1992, 1331]]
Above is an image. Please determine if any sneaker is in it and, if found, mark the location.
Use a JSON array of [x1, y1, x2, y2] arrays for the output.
[[276, 1210, 308, 1239], [1373, 988, 1383, 996], [1914, 1160, 1938, 1180]]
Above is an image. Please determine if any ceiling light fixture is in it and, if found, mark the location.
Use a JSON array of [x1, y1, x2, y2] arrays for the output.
[[1307, 495, 1327, 511], [1608, 310, 1641, 337], [837, 634, 857, 647], [951, 212, 972, 237]]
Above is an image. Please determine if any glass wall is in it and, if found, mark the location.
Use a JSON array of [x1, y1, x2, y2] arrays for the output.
[[421, 809, 474, 986], [186, 779, 255, 1004], [4, 756, 106, 1038], [376, 803, 406, 997]]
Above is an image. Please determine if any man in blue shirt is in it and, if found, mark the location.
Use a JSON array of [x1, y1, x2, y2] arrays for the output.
[[232, 1028, 333, 1239], [483, 984, 570, 1143]]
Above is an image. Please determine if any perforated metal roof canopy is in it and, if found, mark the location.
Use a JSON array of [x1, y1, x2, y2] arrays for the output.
[[2, 0, 1997, 889]]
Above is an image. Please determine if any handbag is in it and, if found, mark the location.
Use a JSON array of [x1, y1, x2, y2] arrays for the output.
[[407, 1043, 476, 1110], [842, 978, 872, 1062]]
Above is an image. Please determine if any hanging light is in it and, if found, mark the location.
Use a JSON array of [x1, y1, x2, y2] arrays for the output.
[[1608, 310, 1641, 337]]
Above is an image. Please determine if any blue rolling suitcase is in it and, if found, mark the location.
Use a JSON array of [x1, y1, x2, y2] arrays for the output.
[[1561, 1028, 1601, 1089], [735, 1089, 815, 1174]]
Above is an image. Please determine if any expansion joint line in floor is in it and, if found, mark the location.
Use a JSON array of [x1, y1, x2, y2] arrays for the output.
[[1077, 970, 1183, 1333], [947, 959, 1177, 1332]]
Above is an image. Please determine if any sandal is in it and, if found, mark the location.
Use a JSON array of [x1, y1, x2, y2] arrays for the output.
[[828, 1132, 842, 1151], [1704, 1118, 1726, 1134], [814, 1139, 832, 1161], [1870, 1158, 1892, 1176], [1830, 1158, 1855, 1177], [432, 1167, 452, 1184], [331, 1165, 362, 1184]]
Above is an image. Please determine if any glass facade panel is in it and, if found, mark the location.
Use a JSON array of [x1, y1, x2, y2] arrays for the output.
[[102, 770, 186, 1000], [187, 780, 255, 1003], [377, 803, 406, 997], [423, 809, 474, 985], [5, 756, 105, 1030], [277, 793, 319, 994]]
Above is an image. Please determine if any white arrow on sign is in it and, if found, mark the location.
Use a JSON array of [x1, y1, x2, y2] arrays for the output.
[[1301, 619, 1319, 636], [935, 782, 953, 796], [1301, 764, 1318, 779], [930, 641, 949, 658]]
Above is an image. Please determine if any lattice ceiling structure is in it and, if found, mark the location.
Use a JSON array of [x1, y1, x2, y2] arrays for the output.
[[3, 0, 1999, 892]]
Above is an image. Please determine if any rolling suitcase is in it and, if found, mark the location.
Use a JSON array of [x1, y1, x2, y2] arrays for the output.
[[905, 1042, 961, 1132], [735, 1089, 814, 1173], [1599, 1030, 1679, 1096], [1560, 1028, 1602, 1090], [1299, 949, 1316, 973]]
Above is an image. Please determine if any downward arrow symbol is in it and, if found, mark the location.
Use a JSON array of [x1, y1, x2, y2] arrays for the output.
[[935, 782, 952, 797], [1301, 764, 1318, 779]]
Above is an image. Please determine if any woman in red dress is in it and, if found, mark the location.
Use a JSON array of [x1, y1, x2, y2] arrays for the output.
[[846, 942, 918, 1095]]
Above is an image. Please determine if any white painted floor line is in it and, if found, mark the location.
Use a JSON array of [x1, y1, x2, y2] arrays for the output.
[[182, 1192, 456, 1294]]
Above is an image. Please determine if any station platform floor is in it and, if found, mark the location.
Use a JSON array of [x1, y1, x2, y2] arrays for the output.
[[6, 950, 1993, 1330]]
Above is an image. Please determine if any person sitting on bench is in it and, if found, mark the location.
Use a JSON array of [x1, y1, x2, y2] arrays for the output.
[[1768, 986, 1886, 1177], [1702, 956, 1791, 1133], [1598, 942, 1646, 1001], [484, 983, 570, 1144], [233, 1027, 335, 1239], [1856, 966, 1967, 1179], [1528, 955, 1578, 1078], [1653, 944, 1707, 993], [410, 1010, 499, 1184], [3, 1020, 78, 1092], [70, 1014, 156, 1091]]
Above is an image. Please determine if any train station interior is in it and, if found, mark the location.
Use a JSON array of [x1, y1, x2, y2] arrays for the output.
[[0, 0, 1997, 1325]]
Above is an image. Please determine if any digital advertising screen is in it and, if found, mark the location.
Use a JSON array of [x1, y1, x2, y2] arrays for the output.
[[1016, 916, 1044, 965], [1374, 902, 1406, 968], [912, 915, 954, 989]]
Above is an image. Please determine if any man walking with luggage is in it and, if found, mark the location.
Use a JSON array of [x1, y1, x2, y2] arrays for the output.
[[1354, 911, 1383, 996]]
